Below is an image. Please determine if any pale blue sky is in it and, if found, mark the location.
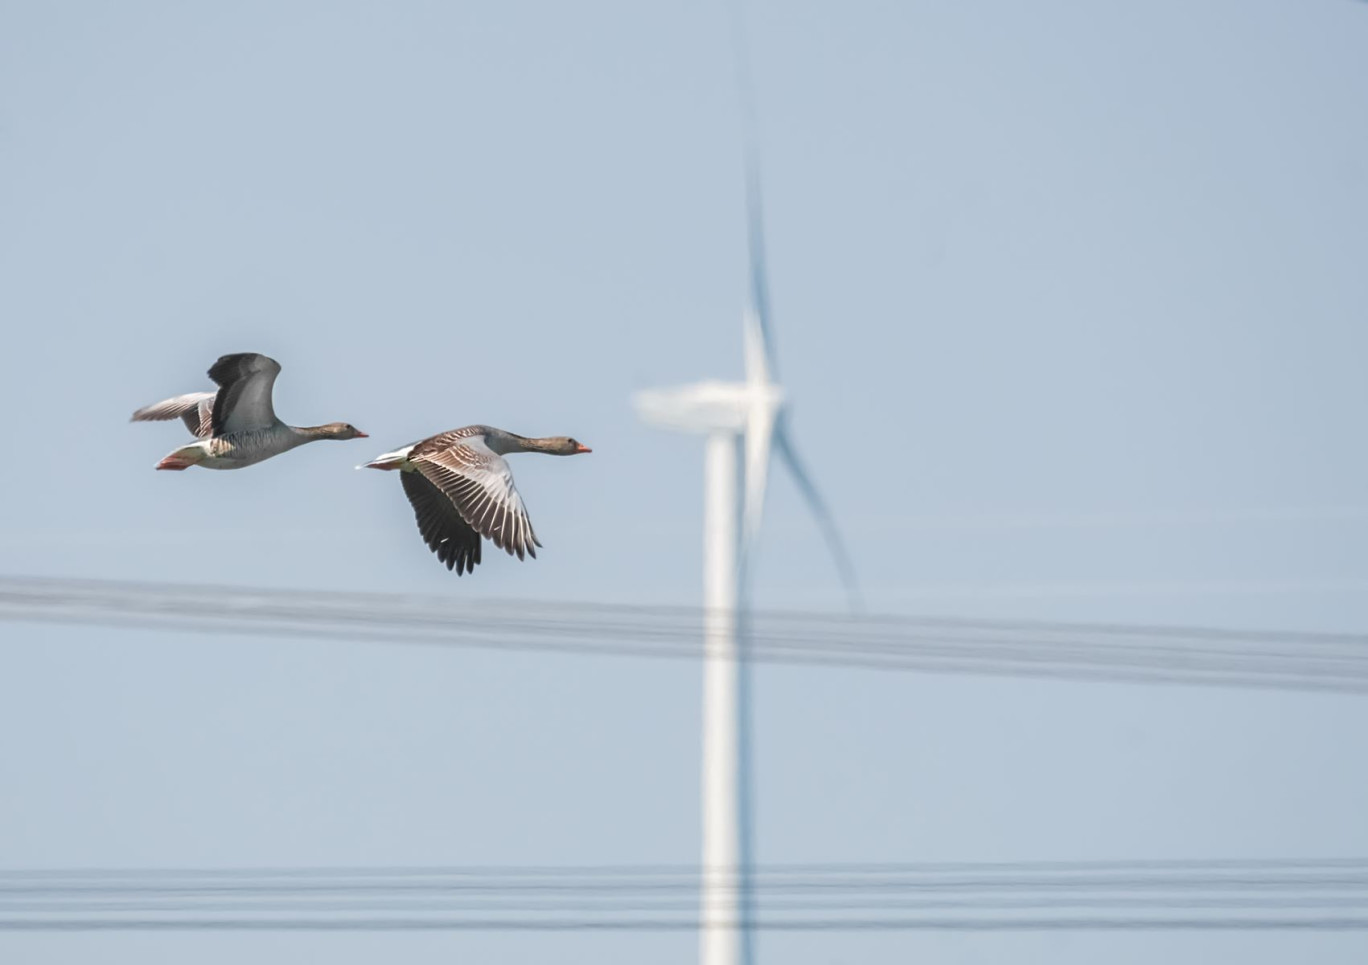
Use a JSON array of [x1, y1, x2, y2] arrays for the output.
[[2, 0, 1367, 961]]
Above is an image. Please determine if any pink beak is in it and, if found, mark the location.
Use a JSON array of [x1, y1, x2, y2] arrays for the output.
[[575, 443, 592, 453]]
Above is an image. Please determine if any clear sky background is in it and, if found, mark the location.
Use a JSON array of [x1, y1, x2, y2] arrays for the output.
[[2, 0, 1367, 961]]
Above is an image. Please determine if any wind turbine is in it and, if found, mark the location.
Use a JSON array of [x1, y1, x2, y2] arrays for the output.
[[632, 68, 861, 965]]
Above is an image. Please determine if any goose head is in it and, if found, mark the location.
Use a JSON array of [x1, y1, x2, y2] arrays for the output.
[[314, 422, 369, 440], [541, 436, 592, 455]]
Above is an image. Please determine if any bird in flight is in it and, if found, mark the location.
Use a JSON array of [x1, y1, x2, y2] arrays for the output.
[[132, 352, 367, 470], [362, 425, 591, 574]]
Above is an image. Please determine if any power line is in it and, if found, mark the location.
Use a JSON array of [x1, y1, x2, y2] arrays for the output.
[[1, 863, 1365, 899], [1, 860, 1364, 930], [7, 869, 1368, 892], [8, 896, 1368, 915], [2, 576, 1366, 694], [4, 857, 1363, 877], [3, 917, 1367, 931]]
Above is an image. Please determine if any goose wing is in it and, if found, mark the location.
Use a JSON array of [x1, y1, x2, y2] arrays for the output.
[[208, 353, 281, 435], [131, 391, 217, 438], [410, 436, 541, 561], [400, 470, 483, 574]]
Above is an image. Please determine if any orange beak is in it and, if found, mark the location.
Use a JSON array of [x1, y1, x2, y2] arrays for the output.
[[575, 443, 592, 453], [355, 431, 369, 438]]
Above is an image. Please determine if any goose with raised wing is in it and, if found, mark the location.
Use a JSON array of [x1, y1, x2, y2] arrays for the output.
[[362, 426, 591, 574], [132, 352, 367, 470]]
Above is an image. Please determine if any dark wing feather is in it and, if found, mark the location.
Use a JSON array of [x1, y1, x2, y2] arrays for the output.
[[412, 444, 540, 561], [400, 470, 483, 575], [182, 405, 206, 438], [208, 353, 281, 435]]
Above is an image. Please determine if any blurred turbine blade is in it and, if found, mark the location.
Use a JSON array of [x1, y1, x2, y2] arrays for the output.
[[742, 156, 778, 387], [772, 416, 863, 612], [735, 0, 777, 389], [741, 397, 777, 557]]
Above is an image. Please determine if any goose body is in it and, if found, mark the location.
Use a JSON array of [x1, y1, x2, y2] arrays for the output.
[[363, 425, 591, 575], [132, 353, 366, 470]]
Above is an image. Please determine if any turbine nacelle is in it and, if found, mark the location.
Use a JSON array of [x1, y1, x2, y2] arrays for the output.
[[633, 380, 785, 436]]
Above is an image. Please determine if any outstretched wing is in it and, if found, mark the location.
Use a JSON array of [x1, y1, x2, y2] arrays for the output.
[[400, 470, 483, 575], [130, 391, 217, 438], [208, 353, 281, 435], [411, 438, 541, 561]]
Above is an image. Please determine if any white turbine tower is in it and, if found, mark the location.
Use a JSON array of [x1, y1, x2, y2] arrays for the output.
[[632, 85, 861, 965]]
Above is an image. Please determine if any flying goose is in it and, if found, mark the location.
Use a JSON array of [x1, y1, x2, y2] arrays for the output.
[[362, 426, 591, 574], [132, 352, 367, 470]]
